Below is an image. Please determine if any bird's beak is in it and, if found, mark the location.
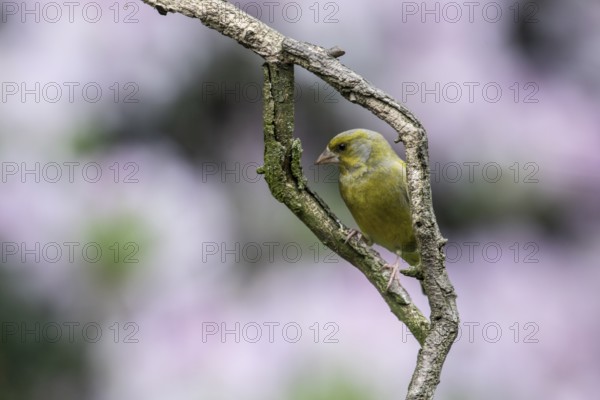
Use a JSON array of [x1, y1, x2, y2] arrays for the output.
[[315, 147, 339, 165]]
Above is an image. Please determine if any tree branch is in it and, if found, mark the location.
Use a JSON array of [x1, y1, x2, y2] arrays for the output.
[[139, 0, 459, 398], [261, 62, 430, 344]]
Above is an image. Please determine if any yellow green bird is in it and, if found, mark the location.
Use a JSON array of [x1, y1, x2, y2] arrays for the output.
[[315, 129, 420, 290]]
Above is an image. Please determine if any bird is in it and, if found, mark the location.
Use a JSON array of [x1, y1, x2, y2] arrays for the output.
[[315, 128, 421, 290]]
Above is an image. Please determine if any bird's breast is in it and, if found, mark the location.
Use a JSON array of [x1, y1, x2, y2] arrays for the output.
[[339, 165, 417, 255]]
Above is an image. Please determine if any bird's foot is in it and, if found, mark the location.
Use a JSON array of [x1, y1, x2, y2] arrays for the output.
[[383, 256, 401, 291]]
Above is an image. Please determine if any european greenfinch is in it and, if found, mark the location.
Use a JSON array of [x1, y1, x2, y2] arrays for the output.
[[315, 129, 420, 290]]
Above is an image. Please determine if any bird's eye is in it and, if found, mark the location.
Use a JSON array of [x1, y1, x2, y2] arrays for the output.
[[337, 143, 347, 151]]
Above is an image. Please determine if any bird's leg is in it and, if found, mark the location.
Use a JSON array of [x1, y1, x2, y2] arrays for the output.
[[383, 254, 402, 291], [344, 228, 363, 244]]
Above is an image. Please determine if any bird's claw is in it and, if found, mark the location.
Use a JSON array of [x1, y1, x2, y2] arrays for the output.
[[383, 262, 400, 291], [383, 257, 423, 291], [382, 256, 402, 291]]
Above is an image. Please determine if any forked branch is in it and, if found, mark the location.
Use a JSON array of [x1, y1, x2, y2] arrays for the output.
[[139, 1, 459, 398]]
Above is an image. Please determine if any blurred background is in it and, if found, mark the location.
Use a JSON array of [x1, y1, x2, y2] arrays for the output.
[[1, 0, 599, 399]]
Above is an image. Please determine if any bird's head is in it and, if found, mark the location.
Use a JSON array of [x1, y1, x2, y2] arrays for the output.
[[315, 129, 395, 172]]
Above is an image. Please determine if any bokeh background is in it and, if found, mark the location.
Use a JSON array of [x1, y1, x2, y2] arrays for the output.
[[1, 0, 599, 399]]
